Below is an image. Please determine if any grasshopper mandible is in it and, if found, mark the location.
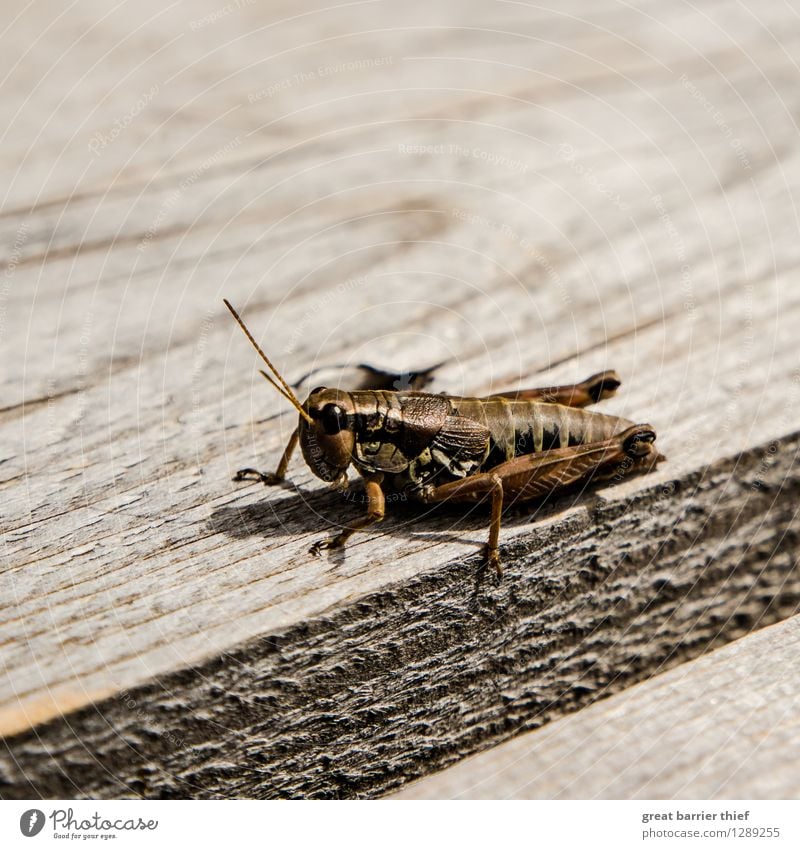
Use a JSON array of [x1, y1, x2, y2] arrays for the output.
[[225, 300, 665, 576]]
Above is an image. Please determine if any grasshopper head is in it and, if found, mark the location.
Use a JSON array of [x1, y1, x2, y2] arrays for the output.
[[299, 387, 356, 484], [222, 300, 356, 485]]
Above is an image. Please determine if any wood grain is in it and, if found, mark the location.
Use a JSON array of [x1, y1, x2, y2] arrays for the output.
[[2, 0, 800, 798], [393, 614, 800, 799]]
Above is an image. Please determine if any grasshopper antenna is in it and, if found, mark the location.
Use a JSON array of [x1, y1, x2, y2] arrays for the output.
[[258, 369, 299, 405], [224, 299, 314, 425]]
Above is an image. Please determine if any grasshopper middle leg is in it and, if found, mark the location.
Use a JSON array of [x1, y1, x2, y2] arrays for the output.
[[421, 424, 660, 577], [310, 473, 386, 556]]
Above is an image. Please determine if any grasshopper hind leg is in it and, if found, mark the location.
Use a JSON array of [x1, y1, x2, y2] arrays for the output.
[[488, 369, 621, 407], [421, 423, 663, 577]]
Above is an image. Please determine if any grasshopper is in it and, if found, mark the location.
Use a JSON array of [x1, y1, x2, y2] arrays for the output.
[[225, 300, 664, 576]]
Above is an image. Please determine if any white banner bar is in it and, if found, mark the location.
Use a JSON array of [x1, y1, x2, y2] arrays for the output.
[[1, 800, 799, 849]]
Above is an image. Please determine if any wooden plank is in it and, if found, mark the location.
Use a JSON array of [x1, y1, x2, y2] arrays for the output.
[[1, 0, 800, 798], [393, 615, 800, 799]]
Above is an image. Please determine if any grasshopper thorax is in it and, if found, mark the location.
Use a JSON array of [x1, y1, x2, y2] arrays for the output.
[[299, 386, 356, 484]]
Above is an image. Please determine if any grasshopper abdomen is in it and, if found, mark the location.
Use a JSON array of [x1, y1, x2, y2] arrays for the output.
[[452, 398, 633, 468]]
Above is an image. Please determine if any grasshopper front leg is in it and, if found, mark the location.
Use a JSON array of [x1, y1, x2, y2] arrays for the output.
[[421, 424, 661, 577], [310, 473, 386, 555], [234, 427, 299, 486]]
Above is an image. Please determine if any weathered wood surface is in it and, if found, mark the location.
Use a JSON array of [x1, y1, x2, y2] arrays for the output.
[[1, 0, 799, 798], [394, 614, 800, 800]]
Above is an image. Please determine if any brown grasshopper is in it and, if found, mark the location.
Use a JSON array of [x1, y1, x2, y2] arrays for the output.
[[225, 300, 664, 576]]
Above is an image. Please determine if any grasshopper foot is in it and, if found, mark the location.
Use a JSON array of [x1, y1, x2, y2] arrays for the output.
[[233, 468, 284, 486], [309, 535, 346, 556], [483, 545, 504, 579]]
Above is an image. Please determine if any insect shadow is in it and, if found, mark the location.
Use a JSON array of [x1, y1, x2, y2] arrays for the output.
[[208, 477, 602, 565]]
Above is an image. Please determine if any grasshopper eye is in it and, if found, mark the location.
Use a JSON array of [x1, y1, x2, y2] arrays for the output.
[[321, 403, 348, 434]]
